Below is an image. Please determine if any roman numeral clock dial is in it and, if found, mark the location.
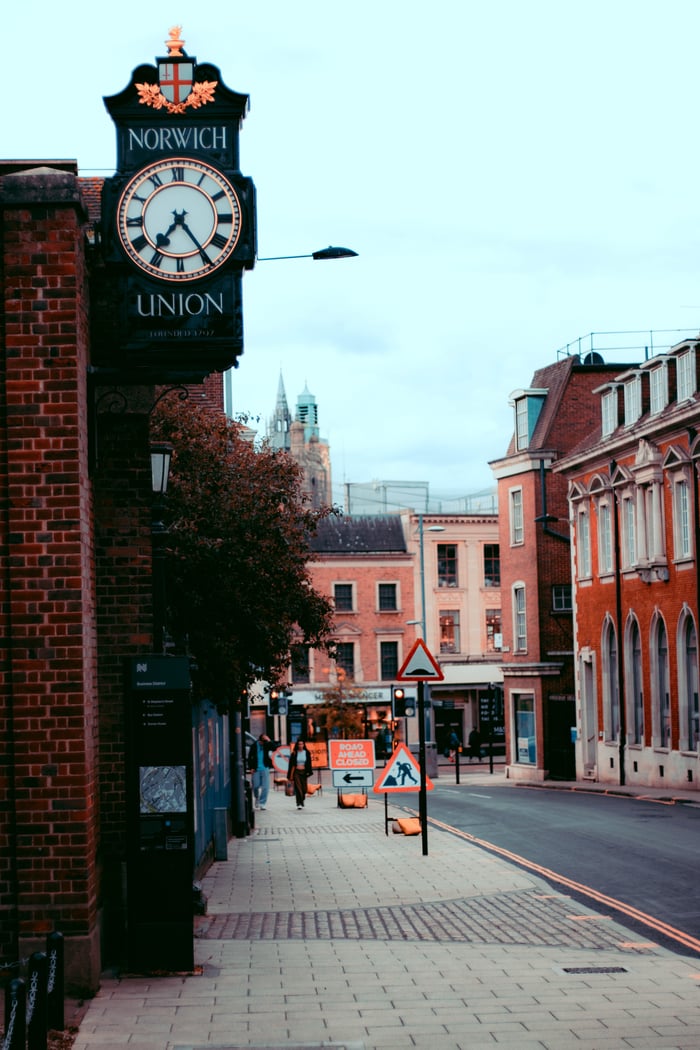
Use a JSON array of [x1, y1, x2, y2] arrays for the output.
[[117, 158, 242, 280]]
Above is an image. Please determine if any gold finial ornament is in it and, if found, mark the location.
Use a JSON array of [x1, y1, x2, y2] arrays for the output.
[[135, 27, 218, 113], [165, 26, 185, 56]]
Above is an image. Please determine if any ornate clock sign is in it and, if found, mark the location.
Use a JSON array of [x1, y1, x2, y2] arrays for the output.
[[93, 28, 257, 380]]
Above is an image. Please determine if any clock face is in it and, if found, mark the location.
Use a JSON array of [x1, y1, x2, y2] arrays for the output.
[[117, 158, 242, 281]]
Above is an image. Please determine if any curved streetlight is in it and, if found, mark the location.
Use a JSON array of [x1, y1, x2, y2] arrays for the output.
[[256, 245, 358, 262]]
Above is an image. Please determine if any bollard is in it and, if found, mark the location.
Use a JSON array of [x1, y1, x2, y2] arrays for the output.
[[27, 951, 48, 1050], [46, 931, 64, 1031], [213, 806, 228, 861], [3, 978, 26, 1050]]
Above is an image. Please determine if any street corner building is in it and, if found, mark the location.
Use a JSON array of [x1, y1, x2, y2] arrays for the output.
[[0, 29, 257, 993]]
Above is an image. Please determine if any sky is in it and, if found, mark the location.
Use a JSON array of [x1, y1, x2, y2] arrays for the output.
[[6, 2, 700, 507]]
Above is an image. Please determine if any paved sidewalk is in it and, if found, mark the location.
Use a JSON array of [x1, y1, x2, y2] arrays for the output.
[[73, 772, 700, 1050]]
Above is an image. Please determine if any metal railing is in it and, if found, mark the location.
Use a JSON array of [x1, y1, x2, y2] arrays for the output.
[[556, 329, 700, 364], [1, 932, 64, 1050]]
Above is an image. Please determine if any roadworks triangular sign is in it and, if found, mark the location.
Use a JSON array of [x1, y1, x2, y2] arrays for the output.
[[374, 744, 434, 793], [396, 638, 444, 681]]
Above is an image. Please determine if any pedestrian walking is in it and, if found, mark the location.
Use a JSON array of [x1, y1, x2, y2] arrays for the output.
[[247, 733, 275, 809], [448, 729, 460, 763], [287, 738, 313, 809]]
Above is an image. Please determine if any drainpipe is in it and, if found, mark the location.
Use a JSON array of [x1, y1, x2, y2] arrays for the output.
[[534, 459, 570, 542], [690, 429, 700, 638], [610, 461, 626, 786]]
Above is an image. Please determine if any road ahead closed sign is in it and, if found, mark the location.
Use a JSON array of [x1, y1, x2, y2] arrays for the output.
[[328, 739, 375, 770]]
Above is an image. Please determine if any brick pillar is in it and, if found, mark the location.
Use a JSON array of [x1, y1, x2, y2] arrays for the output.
[[92, 398, 153, 964], [0, 168, 100, 993]]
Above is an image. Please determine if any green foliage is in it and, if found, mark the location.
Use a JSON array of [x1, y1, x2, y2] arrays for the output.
[[312, 670, 368, 739], [151, 399, 335, 704]]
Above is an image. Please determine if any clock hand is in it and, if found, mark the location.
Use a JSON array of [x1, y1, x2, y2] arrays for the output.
[[179, 220, 212, 264], [154, 211, 183, 248]]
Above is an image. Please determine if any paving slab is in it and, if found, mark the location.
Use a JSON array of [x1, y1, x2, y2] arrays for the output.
[[72, 772, 700, 1050]]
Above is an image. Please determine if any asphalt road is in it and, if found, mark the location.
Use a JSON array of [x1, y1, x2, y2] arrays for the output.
[[419, 778, 700, 956]]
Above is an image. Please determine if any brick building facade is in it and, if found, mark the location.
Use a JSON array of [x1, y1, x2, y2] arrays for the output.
[[288, 516, 414, 749], [0, 163, 230, 993], [490, 355, 630, 781], [555, 339, 700, 792]]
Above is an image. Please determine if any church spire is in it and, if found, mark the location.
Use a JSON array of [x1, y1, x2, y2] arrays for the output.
[[267, 371, 292, 450]]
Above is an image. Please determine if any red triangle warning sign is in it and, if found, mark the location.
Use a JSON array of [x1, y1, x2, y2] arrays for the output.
[[396, 638, 444, 681], [373, 744, 434, 793]]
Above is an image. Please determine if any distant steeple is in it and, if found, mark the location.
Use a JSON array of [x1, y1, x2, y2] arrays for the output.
[[296, 382, 319, 442], [267, 371, 292, 451], [268, 375, 331, 508]]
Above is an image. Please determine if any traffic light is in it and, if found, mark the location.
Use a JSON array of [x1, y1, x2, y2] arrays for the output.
[[269, 687, 290, 716], [392, 685, 416, 717]]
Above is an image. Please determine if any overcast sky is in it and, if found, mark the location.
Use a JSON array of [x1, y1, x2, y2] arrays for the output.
[[7, 2, 700, 506]]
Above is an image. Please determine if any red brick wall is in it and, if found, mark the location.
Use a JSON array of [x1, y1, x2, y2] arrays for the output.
[[0, 170, 100, 987], [309, 556, 415, 682], [572, 435, 696, 753]]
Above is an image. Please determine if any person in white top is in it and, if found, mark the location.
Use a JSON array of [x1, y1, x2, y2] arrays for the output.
[[287, 739, 312, 809]]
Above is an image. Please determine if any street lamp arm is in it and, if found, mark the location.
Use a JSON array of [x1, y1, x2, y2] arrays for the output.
[[256, 245, 358, 262]]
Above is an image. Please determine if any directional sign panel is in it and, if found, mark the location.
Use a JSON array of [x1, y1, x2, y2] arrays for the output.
[[332, 769, 375, 789], [373, 744, 434, 793]]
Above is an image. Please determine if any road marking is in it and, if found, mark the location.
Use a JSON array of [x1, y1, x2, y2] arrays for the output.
[[425, 813, 700, 956]]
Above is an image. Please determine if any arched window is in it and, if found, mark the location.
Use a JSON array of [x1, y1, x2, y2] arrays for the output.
[[650, 614, 670, 748], [626, 616, 644, 745], [678, 610, 699, 751], [601, 616, 619, 741]]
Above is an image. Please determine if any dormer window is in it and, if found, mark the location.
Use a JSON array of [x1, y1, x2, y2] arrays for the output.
[[623, 374, 642, 426], [649, 361, 668, 415], [511, 388, 547, 451], [601, 389, 618, 436], [677, 346, 696, 402]]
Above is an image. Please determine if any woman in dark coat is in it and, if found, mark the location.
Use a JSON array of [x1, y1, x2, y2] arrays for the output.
[[287, 738, 313, 809]]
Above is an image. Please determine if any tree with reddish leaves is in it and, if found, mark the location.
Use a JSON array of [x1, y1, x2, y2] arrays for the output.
[[151, 399, 335, 706]]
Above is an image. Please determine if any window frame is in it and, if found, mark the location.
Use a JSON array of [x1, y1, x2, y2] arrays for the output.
[[439, 609, 460, 653], [485, 607, 502, 652], [672, 474, 693, 562], [509, 488, 524, 546], [621, 494, 637, 569], [623, 375, 642, 427], [597, 498, 614, 575], [333, 581, 355, 612], [677, 347, 696, 402], [377, 581, 398, 612], [602, 617, 620, 742], [379, 640, 399, 680], [483, 543, 501, 587], [678, 610, 699, 751], [649, 363, 668, 416], [515, 398, 530, 451], [437, 543, 458, 588], [552, 584, 572, 612], [577, 504, 592, 580], [601, 389, 618, 437], [334, 641, 355, 679], [513, 584, 527, 652]]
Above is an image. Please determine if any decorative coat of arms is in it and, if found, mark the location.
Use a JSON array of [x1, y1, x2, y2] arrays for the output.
[[136, 27, 217, 114]]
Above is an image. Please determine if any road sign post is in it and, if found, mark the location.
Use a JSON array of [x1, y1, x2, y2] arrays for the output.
[[395, 638, 444, 858], [417, 680, 428, 855]]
